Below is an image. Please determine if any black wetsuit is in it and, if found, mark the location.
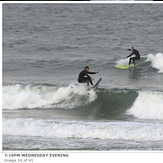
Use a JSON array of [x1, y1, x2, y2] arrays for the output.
[[78, 70, 96, 85], [127, 49, 140, 65]]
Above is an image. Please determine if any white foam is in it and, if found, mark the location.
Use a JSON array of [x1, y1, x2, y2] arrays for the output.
[[116, 58, 129, 65], [146, 53, 163, 73], [3, 118, 163, 141], [127, 91, 163, 120], [2, 84, 97, 109]]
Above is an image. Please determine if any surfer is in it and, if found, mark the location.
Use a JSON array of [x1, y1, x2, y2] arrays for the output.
[[124, 47, 140, 67], [78, 66, 99, 87]]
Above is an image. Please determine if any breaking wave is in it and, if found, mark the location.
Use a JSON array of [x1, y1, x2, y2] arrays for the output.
[[2, 84, 97, 109], [146, 53, 163, 73], [127, 91, 163, 120], [3, 84, 163, 120], [3, 118, 163, 141]]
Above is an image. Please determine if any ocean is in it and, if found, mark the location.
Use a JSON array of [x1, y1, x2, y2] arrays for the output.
[[3, 3, 163, 150]]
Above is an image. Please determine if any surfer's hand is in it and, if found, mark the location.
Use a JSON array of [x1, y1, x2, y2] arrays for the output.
[[96, 71, 99, 74], [91, 78, 94, 81], [124, 57, 127, 59]]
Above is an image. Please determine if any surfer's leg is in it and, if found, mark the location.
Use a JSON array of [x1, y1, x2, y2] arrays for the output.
[[133, 58, 136, 65], [132, 57, 139, 65], [84, 77, 93, 85], [84, 78, 90, 86], [129, 57, 136, 65], [79, 77, 93, 86], [129, 58, 132, 65], [90, 79, 93, 85]]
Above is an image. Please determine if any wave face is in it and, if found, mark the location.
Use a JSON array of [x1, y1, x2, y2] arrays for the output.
[[146, 53, 163, 73], [127, 91, 163, 120], [3, 118, 163, 141]]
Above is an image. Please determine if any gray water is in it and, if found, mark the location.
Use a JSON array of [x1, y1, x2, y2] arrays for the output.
[[3, 4, 163, 150]]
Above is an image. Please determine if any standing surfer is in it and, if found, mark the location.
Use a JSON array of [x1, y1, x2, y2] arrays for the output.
[[78, 66, 99, 87], [124, 47, 140, 67]]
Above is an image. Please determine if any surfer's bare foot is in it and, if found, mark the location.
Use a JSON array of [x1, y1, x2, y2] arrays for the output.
[[126, 65, 130, 67], [92, 84, 95, 87]]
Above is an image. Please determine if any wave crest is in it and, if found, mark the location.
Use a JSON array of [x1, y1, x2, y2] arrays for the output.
[[127, 91, 163, 120], [146, 53, 163, 73]]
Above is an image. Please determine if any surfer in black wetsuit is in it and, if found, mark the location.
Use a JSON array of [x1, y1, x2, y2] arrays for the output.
[[78, 66, 99, 87], [124, 47, 140, 67]]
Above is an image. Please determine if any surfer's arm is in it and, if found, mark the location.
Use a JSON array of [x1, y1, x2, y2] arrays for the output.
[[124, 49, 132, 58], [84, 71, 91, 79], [127, 52, 134, 58], [86, 73, 94, 81], [87, 71, 99, 74]]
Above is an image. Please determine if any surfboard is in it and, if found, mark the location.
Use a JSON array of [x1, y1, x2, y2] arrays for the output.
[[115, 64, 136, 69], [89, 78, 102, 90]]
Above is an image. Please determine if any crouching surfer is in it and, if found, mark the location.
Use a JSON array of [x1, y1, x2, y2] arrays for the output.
[[78, 66, 99, 87], [124, 47, 140, 67]]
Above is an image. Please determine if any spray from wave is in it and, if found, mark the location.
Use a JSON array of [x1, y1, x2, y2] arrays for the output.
[[116, 58, 129, 65], [146, 53, 163, 73]]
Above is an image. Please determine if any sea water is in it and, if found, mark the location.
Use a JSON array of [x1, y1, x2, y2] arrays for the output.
[[3, 4, 163, 150]]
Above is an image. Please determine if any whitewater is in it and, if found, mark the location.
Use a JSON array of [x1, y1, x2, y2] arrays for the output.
[[3, 84, 97, 109], [3, 118, 163, 141], [146, 53, 163, 73]]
